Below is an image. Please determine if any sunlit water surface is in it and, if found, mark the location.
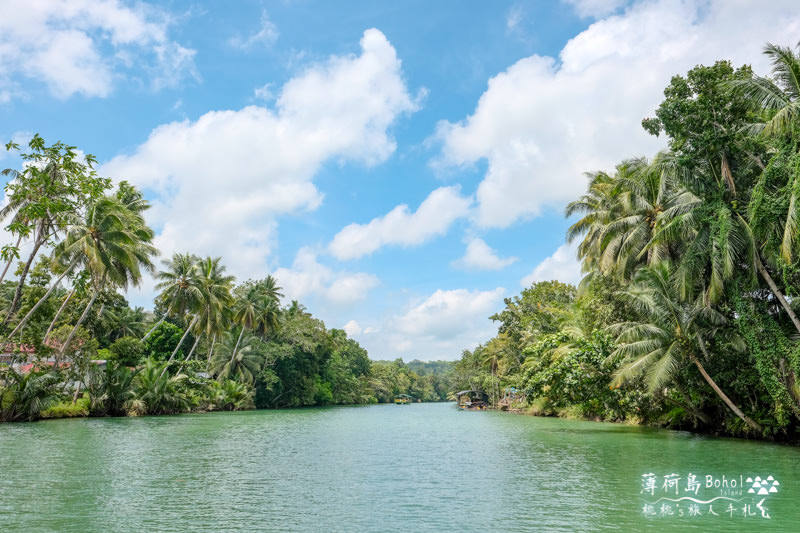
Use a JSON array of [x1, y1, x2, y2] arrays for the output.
[[2, 403, 800, 532]]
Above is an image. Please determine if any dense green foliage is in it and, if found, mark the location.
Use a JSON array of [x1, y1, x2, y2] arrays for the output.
[[454, 43, 800, 441]]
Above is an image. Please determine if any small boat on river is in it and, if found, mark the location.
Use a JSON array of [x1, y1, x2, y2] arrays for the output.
[[394, 394, 413, 404], [456, 390, 488, 410]]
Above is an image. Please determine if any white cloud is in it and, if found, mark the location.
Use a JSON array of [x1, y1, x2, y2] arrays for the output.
[[0, 0, 197, 99], [329, 186, 472, 260], [343, 320, 362, 336], [253, 83, 274, 101], [562, 0, 627, 18], [103, 29, 417, 284], [452, 237, 517, 270], [229, 10, 279, 50], [436, 0, 800, 230], [521, 242, 582, 287], [274, 247, 380, 306], [362, 288, 505, 360]]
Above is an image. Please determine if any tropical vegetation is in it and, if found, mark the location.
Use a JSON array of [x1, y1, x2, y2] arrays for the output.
[[0, 136, 452, 422], [453, 41, 800, 441]]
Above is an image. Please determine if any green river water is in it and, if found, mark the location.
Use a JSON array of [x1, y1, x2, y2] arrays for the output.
[[2, 402, 800, 532]]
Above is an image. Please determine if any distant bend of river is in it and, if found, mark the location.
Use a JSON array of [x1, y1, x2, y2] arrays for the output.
[[2, 403, 800, 532]]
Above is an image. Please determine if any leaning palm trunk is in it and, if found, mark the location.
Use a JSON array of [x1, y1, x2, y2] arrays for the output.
[[207, 333, 217, 364], [141, 316, 166, 342], [56, 282, 103, 364], [7, 256, 80, 338], [694, 335, 762, 432], [754, 254, 800, 334], [3, 238, 44, 327], [44, 288, 76, 343], [231, 327, 245, 364], [175, 333, 203, 376], [160, 315, 199, 379]]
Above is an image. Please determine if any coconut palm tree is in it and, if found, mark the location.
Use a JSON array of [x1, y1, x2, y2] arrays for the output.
[[145, 253, 202, 341], [610, 262, 761, 432], [566, 169, 620, 278], [567, 156, 693, 285], [182, 256, 234, 364], [54, 194, 156, 359]]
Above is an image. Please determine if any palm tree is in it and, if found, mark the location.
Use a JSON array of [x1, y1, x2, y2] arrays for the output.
[[145, 253, 202, 341], [54, 193, 156, 358], [610, 262, 761, 432], [106, 306, 147, 340], [182, 256, 234, 364], [129, 359, 189, 415], [0, 368, 61, 422], [87, 361, 138, 416], [209, 329, 264, 385], [567, 156, 693, 284], [566, 169, 620, 278]]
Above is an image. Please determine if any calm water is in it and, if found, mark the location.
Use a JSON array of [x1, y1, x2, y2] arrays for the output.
[[2, 403, 800, 532]]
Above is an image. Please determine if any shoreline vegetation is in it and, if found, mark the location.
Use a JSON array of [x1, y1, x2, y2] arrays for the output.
[[453, 40, 800, 444], [6, 39, 800, 445]]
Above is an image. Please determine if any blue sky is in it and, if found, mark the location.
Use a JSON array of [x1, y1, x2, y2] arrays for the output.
[[1, 0, 799, 361]]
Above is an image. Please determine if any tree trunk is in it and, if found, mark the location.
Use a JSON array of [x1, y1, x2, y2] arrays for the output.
[[57, 283, 103, 363], [160, 316, 198, 379], [207, 333, 217, 364], [71, 380, 83, 405], [185, 333, 202, 362], [755, 254, 800, 334], [141, 316, 165, 342], [692, 336, 761, 432], [8, 256, 80, 338], [44, 288, 75, 343], [232, 326, 245, 360], [3, 238, 44, 327], [227, 327, 246, 376], [176, 333, 203, 376]]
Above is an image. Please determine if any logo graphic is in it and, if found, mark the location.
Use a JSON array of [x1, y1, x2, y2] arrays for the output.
[[747, 476, 779, 495]]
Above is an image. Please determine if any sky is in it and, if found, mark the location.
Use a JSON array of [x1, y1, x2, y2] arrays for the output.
[[1, 0, 800, 361]]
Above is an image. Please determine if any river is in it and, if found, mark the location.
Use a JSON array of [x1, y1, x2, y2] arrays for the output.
[[1, 402, 799, 531]]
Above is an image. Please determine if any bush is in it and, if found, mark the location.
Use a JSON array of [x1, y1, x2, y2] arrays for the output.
[[40, 395, 90, 419], [109, 336, 144, 366]]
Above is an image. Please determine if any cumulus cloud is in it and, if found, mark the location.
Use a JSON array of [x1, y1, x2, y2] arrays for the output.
[[0, 0, 197, 99], [342, 320, 362, 336], [436, 0, 800, 230], [274, 247, 380, 306], [521, 242, 582, 287], [367, 287, 505, 359], [452, 237, 517, 271], [103, 29, 417, 282], [329, 186, 472, 260]]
